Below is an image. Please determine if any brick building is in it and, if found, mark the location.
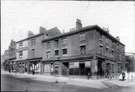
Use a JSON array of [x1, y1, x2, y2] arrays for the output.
[[4, 19, 125, 78], [125, 52, 135, 72], [15, 26, 61, 74], [8, 40, 16, 72], [41, 19, 125, 77]]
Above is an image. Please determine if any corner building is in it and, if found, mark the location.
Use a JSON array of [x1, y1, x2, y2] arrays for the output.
[[42, 19, 125, 77]]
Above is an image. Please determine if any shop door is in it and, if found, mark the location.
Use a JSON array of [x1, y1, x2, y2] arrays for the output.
[[79, 63, 85, 75]]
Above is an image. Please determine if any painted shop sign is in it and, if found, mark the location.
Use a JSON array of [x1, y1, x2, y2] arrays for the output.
[[74, 62, 79, 68], [85, 61, 91, 67]]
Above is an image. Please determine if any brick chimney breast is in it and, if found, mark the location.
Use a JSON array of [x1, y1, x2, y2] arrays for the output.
[[76, 19, 82, 30]]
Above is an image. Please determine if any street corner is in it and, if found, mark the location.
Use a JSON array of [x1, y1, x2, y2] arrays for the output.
[[102, 79, 135, 89]]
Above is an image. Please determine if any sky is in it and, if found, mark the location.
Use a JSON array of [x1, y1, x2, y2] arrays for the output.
[[1, 1, 135, 55]]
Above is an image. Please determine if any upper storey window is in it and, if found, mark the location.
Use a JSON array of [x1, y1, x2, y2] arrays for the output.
[[19, 42, 23, 48], [19, 51, 23, 58], [80, 33, 85, 41], [80, 45, 86, 55], [54, 39, 59, 47], [99, 33, 103, 41], [31, 38, 35, 46], [106, 38, 109, 45], [47, 41, 51, 49], [62, 37, 67, 45]]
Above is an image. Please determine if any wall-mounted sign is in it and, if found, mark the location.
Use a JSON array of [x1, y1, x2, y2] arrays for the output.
[[85, 61, 91, 68], [44, 64, 51, 72], [74, 62, 79, 68], [69, 62, 74, 68], [91, 60, 98, 73]]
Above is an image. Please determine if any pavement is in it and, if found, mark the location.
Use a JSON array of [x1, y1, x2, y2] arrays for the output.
[[1, 70, 135, 89]]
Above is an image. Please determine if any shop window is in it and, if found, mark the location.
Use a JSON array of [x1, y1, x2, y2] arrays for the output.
[[80, 45, 86, 55]]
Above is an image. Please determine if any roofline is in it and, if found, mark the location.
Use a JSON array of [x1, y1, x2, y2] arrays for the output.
[[42, 25, 125, 46], [42, 25, 97, 42], [95, 25, 125, 46], [16, 27, 60, 43], [16, 33, 44, 43]]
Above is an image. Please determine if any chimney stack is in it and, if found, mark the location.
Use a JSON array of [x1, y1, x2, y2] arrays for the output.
[[76, 19, 82, 30], [28, 31, 34, 37], [39, 26, 46, 33], [116, 36, 120, 41]]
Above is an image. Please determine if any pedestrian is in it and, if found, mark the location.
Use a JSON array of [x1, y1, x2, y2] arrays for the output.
[[122, 71, 125, 81], [32, 70, 35, 75], [87, 72, 92, 80]]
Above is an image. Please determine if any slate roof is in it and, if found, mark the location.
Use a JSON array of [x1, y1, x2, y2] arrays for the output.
[[42, 25, 125, 46], [16, 27, 61, 43]]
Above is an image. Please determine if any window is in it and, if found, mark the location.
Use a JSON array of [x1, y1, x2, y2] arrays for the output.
[[31, 49, 35, 57], [112, 49, 114, 55], [80, 45, 86, 55], [31, 38, 35, 46], [106, 38, 109, 45], [106, 47, 109, 53], [47, 42, 51, 48], [99, 45, 103, 55], [19, 42, 23, 48], [80, 33, 85, 41], [19, 51, 23, 58], [46, 51, 51, 58], [62, 48, 67, 55], [54, 50, 59, 56], [99, 33, 103, 41], [62, 37, 67, 45], [54, 39, 59, 47]]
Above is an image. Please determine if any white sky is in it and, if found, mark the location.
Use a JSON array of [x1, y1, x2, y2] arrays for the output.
[[1, 1, 135, 55]]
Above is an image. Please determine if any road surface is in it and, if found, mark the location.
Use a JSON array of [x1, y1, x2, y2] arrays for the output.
[[1, 73, 135, 92]]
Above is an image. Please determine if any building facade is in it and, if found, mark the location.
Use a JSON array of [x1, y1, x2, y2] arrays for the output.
[[125, 52, 135, 72], [41, 19, 125, 77], [8, 40, 16, 72], [4, 19, 125, 78]]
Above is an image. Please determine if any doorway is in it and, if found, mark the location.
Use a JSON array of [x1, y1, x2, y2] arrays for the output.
[[79, 63, 85, 75]]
